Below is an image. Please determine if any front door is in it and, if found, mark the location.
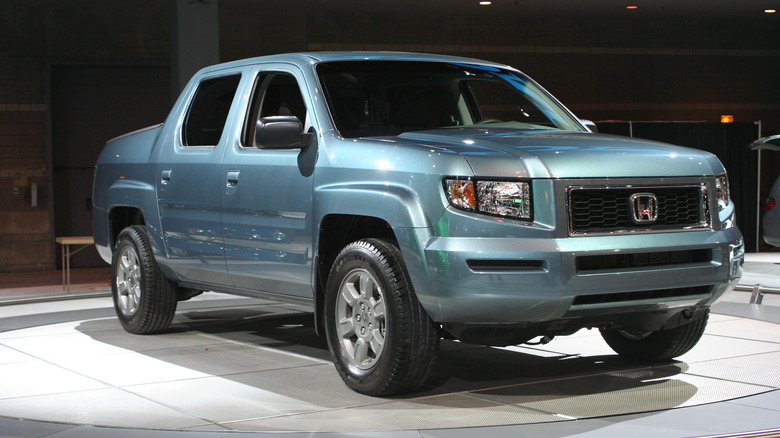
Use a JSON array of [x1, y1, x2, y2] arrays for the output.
[[221, 67, 317, 298]]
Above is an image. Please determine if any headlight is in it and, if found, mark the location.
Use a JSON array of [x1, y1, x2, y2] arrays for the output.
[[715, 174, 730, 212], [444, 178, 532, 221]]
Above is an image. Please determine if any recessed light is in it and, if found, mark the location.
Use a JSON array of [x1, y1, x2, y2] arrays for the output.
[[479, 1, 492, 5], [765, 9, 777, 13], [626, 5, 639, 9]]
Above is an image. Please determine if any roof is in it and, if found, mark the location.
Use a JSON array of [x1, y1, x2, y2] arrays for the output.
[[198, 51, 512, 75]]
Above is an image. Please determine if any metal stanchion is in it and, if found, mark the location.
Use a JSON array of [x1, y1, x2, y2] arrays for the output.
[[750, 284, 764, 305]]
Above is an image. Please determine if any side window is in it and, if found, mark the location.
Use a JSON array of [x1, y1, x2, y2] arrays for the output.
[[243, 73, 308, 147], [183, 74, 241, 146]]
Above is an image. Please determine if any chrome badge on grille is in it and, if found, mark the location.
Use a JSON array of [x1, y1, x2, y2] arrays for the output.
[[630, 193, 658, 224]]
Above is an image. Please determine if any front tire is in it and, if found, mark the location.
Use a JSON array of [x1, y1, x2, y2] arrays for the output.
[[601, 310, 709, 361], [111, 225, 177, 334], [325, 239, 439, 396]]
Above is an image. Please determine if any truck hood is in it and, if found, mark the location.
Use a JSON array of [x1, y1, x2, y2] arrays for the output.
[[395, 128, 724, 178]]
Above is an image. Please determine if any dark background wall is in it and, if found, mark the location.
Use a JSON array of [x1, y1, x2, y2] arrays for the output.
[[0, 1, 778, 271], [50, 65, 171, 267]]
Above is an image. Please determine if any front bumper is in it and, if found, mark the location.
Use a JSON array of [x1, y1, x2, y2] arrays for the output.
[[408, 227, 743, 328]]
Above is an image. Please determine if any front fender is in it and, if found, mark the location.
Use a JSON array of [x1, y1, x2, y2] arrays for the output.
[[313, 181, 443, 321], [314, 181, 435, 229]]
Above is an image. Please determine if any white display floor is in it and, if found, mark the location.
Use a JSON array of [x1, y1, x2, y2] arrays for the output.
[[2, 292, 780, 437]]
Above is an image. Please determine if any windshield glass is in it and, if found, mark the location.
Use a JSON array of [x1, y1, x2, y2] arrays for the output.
[[317, 60, 583, 138]]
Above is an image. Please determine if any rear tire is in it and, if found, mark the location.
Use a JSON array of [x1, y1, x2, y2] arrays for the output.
[[324, 239, 439, 396], [601, 310, 709, 361], [111, 225, 177, 334]]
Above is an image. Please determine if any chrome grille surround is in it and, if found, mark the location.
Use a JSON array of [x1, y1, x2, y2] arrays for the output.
[[567, 183, 711, 236]]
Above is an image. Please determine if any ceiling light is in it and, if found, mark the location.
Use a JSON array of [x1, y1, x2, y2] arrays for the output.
[[626, 5, 639, 9], [479, 1, 492, 5], [765, 9, 777, 13]]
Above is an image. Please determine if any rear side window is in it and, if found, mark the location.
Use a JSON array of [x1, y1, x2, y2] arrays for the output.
[[183, 74, 241, 146]]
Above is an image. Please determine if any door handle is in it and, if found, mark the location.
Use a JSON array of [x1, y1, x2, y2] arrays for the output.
[[161, 169, 172, 185], [225, 170, 240, 196], [226, 170, 240, 187]]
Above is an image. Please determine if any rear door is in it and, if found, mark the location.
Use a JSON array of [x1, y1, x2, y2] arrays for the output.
[[155, 72, 242, 286]]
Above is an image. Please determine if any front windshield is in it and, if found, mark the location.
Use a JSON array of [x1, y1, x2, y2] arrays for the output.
[[317, 60, 584, 138]]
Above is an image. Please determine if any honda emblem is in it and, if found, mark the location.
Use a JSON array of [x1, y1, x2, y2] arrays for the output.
[[630, 193, 658, 224]]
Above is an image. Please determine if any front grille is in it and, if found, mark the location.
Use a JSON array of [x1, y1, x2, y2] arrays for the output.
[[577, 249, 712, 272], [572, 285, 713, 306], [568, 185, 708, 235]]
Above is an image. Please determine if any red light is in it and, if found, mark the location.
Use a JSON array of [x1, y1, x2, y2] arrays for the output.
[[626, 5, 639, 9], [767, 197, 777, 212]]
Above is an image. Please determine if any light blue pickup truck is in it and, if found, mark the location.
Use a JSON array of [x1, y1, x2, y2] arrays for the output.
[[93, 52, 744, 395]]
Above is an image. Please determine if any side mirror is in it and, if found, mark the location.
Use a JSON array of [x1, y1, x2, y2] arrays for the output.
[[747, 134, 780, 151], [255, 116, 313, 149], [580, 119, 598, 133]]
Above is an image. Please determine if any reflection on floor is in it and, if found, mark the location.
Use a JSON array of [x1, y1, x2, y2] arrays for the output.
[[1, 294, 779, 433]]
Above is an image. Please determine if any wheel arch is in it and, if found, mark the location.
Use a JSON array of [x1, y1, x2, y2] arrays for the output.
[[109, 206, 145, 247], [104, 203, 165, 261], [314, 214, 398, 336]]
